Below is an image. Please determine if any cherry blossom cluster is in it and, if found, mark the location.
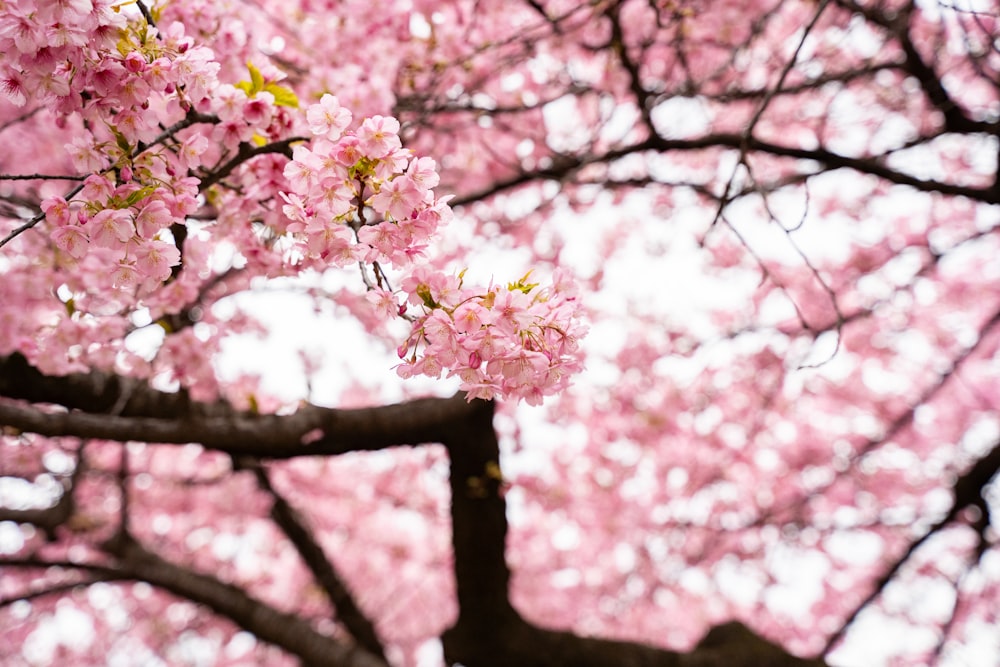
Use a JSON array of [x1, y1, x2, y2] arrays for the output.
[[5, 3, 297, 291], [280, 94, 450, 267], [282, 95, 586, 403], [2, 2, 588, 403], [395, 268, 586, 404], [45, 175, 195, 288]]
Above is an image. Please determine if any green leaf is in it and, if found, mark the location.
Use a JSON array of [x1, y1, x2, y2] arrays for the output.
[[109, 125, 132, 154], [416, 284, 439, 309], [507, 270, 539, 294], [264, 83, 299, 108], [248, 61, 264, 93], [124, 185, 157, 207]]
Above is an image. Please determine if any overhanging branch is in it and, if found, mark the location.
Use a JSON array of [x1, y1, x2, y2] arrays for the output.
[[0, 353, 475, 458]]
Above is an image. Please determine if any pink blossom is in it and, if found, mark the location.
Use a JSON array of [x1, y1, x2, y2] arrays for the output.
[[110, 261, 140, 288], [114, 108, 159, 143], [453, 301, 488, 334], [365, 288, 398, 320], [80, 174, 114, 203], [135, 239, 181, 282], [330, 134, 363, 166], [406, 155, 440, 192], [213, 118, 254, 151], [42, 197, 72, 226], [357, 115, 401, 158], [134, 200, 174, 237], [243, 91, 275, 127], [0, 70, 27, 106], [177, 131, 209, 170], [88, 208, 134, 248], [306, 94, 352, 139], [284, 145, 325, 190], [65, 135, 108, 172], [371, 175, 424, 221], [51, 225, 89, 259], [213, 84, 249, 121]]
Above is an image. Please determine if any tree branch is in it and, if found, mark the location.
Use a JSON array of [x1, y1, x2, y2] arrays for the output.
[[450, 131, 999, 210], [0, 353, 476, 457], [438, 400, 826, 667], [239, 458, 388, 661], [823, 439, 1000, 655]]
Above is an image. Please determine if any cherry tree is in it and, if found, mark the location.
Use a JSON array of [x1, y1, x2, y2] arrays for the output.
[[0, 0, 997, 665]]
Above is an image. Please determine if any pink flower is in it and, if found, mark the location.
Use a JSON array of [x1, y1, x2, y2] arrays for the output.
[[88, 208, 134, 248], [371, 175, 423, 221], [357, 221, 399, 263], [66, 136, 109, 172], [212, 84, 248, 121], [453, 301, 487, 334], [115, 108, 158, 143], [406, 156, 439, 191], [51, 225, 89, 259], [81, 174, 115, 203], [111, 261, 141, 288], [331, 134, 363, 166], [0, 71, 27, 106], [306, 94, 352, 139], [135, 239, 181, 282], [357, 115, 401, 158], [213, 118, 254, 151], [243, 91, 275, 127], [284, 145, 325, 190], [178, 132, 209, 171], [42, 197, 72, 226], [123, 51, 146, 74], [134, 200, 174, 237], [365, 288, 398, 320], [144, 57, 174, 91]]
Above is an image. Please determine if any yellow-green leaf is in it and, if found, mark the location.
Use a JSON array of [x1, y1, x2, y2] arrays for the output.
[[507, 270, 539, 293], [248, 61, 264, 93], [264, 83, 299, 108]]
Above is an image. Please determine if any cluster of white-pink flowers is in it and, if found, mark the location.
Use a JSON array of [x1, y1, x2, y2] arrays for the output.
[[395, 268, 585, 404], [45, 176, 195, 288], [16, 3, 284, 291], [283, 95, 586, 403], [2, 0, 587, 403], [280, 95, 451, 266]]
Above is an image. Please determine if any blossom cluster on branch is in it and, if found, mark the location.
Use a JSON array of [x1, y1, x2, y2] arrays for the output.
[[0, 1, 585, 403]]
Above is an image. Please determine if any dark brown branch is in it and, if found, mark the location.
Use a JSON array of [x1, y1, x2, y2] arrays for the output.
[[1, 550, 386, 666], [198, 136, 305, 191], [450, 131, 999, 210], [0, 353, 475, 458], [822, 439, 1000, 656], [0, 394, 473, 458], [100, 534, 388, 667], [240, 459, 387, 661], [0, 441, 85, 539], [835, 0, 998, 135], [439, 399, 825, 667]]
